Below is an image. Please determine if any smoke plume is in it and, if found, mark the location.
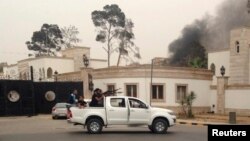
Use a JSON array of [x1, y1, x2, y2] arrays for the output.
[[169, 0, 250, 66]]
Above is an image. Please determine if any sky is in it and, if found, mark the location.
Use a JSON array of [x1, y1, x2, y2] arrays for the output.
[[0, 0, 225, 65]]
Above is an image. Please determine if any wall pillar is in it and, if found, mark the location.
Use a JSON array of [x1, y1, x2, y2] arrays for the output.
[[80, 67, 93, 99], [216, 76, 228, 114]]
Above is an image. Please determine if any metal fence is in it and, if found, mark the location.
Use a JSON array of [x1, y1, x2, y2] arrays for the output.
[[0, 80, 83, 116]]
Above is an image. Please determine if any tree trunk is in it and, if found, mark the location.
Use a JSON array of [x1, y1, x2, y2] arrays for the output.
[[107, 23, 112, 68], [181, 101, 187, 117], [187, 104, 193, 118], [107, 44, 110, 67], [117, 53, 121, 66]]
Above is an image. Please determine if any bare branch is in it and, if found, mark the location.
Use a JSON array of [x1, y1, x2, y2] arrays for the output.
[[102, 46, 108, 53]]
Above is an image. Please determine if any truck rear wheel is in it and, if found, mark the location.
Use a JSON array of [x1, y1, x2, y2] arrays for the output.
[[87, 119, 103, 134], [152, 119, 168, 134]]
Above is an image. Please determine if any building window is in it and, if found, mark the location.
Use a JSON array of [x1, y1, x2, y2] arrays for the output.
[[125, 84, 137, 97], [210, 63, 216, 75], [107, 84, 115, 92], [151, 84, 164, 101], [235, 41, 240, 53], [176, 84, 187, 103], [47, 67, 53, 78]]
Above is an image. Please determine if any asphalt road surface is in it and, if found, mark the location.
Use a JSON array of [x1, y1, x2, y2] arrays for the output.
[[0, 115, 207, 141]]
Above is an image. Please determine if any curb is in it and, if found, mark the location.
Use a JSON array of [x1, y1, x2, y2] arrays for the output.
[[177, 121, 209, 126], [176, 121, 225, 126]]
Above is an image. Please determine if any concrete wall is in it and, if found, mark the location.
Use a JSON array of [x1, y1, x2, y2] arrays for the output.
[[209, 85, 250, 115], [209, 89, 217, 113], [225, 89, 250, 110], [89, 59, 107, 69], [61, 47, 90, 71], [28, 57, 74, 81], [208, 50, 230, 85], [229, 27, 250, 84], [3, 64, 18, 79], [17, 60, 29, 80], [3, 57, 74, 81]]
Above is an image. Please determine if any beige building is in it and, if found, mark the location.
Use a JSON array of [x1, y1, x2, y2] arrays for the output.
[[2, 27, 250, 116], [3, 47, 107, 81], [208, 26, 250, 115], [0, 72, 4, 79], [57, 27, 250, 116], [58, 65, 213, 114]]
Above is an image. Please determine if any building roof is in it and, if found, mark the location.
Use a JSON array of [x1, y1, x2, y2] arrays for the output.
[[92, 64, 213, 80], [5, 64, 17, 68], [207, 48, 229, 53], [231, 25, 250, 31], [60, 46, 90, 52], [90, 58, 107, 62], [18, 56, 73, 63]]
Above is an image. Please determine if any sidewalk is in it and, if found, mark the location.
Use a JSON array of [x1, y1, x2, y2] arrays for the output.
[[176, 114, 250, 126]]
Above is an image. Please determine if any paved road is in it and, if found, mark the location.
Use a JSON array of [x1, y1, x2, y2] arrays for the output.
[[0, 115, 207, 141]]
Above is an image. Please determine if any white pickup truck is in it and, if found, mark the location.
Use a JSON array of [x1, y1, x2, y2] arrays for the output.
[[67, 96, 176, 134]]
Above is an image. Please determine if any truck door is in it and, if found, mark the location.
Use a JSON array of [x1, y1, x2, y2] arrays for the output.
[[128, 98, 150, 124], [107, 98, 128, 124]]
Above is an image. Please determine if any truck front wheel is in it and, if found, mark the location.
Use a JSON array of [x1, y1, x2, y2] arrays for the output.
[[87, 119, 103, 134], [152, 119, 168, 134]]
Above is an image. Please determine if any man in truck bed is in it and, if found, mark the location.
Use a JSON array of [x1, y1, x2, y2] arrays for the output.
[[89, 88, 104, 107]]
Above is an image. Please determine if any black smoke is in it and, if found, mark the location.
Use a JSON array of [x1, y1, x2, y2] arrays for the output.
[[169, 0, 250, 67]]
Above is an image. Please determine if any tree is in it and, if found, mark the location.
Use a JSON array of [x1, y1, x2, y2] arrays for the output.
[[61, 25, 81, 48], [169, 40, 207, 68], [188, 57, 207, 68], [91, 4, 126, 67], [180, 91, 197, 118], [26, 23, 64, 57], [115, 19, 141, 66]]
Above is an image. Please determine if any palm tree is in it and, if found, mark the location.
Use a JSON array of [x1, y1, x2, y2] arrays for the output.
[[180, 91, 197, 118], [188, 57, 207, 68], [186, 91, 196, 118]]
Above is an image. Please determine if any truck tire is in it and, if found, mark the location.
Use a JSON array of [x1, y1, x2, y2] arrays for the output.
[[152, 119, 168, 134], [87, 119, 103, 134]]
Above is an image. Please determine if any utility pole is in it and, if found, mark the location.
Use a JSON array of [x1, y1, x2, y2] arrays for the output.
[[30, 66, 34, 81], [247, 0, 250, 13], [150, 59, 154, 106]]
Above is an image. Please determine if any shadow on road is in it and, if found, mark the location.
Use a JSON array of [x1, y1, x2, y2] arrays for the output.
[[53, 118, 67, 120], [68, 130, 175, 135]]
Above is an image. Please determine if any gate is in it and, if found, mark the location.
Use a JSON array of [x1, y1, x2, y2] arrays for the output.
[[0, 80, 34, 116], [34, 81, 83, 114], [0, 80, 83, 116]]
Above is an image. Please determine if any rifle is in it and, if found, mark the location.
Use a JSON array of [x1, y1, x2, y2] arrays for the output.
[[102, 88, 121, 96]]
